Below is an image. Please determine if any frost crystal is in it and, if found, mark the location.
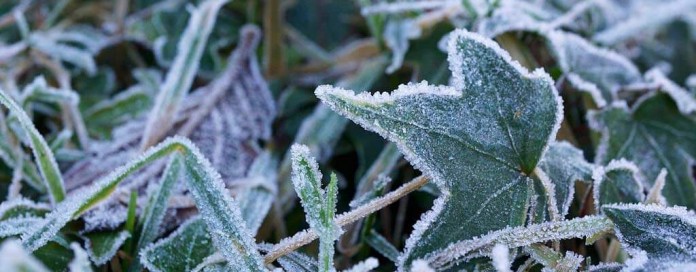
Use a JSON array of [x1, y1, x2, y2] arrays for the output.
[[592, 159, 645, 209], [68, 242, 93, 272], [341, 257, 379, 272]]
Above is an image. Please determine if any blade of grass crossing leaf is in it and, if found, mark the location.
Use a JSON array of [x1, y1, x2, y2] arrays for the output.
[[140, 0, 230, 150], [0, 89, 65, 204], [129, 155, 183, 272], [22, 136, 265, 271]]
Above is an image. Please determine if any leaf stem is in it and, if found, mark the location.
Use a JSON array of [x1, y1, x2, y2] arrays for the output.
[[263, 175, 429, 264]]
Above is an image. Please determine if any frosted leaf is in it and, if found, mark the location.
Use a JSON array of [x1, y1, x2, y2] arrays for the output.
[[592, 159, 645, 208], [594, 0, 696, 45], [278, 59, 385, 211], [316, 29, 563, 270], [546, 31, 643, 107], [365, 230, 399, 263], [28, 33, 97, 75], [603, 203, 696, 270], [524, 244, 583, 272], [236, 151, 277, 234], [68, 242, 92, 272], [0, 217, 43, 238], [259, 243, 319, 272], [537, 141, 594, 218], [645, 68, 696, 115], [140, 0, 230, 149], [423, 216, 612, 269], [0, 87, 66, 204], [361, 0, 458, 15], [384, 18, 422, 74], [81, 202, 129, 232], [84, 84, 153, 129], [82, 230, 130, 265], [0, 239, 49, 272], [290, 144, 341, 272], [588, 93, 696, 209], [141, 217, 216, 272], [0, 198, 50, 220], [341, 257, 379, 272], [491, 244, 511, 272]]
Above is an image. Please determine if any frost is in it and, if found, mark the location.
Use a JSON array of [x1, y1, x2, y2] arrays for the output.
[[0, 87, 65, 204], [28, 33, 97, 75], [537, 141, 594, 218], [491, 244, 511, 272], [68, 242, 92, 272], [603, 203, 696, 270], [0, 198, 49, 219], [141, 217, 216, 272], [594, 0, 696, 45], [423, 216, 612, 269], [361, 0, 458, 15], [0, 239, 49, 272], [341, 257, 379, 272], [525, 244, 583, 272], [410, 259, 435, 272], [236, 151, 277, 235], [364, 230, 399, 263], [645, 68, 696, 114], [317, 29, 562, 270], [588, 93, 696, 208], [290, 144, 341, 272], [82, 230, 130, 265], [546, 31, 643, 107], [140, 0, 230, 149], [384, 18, 422, 74], [592, 159, 645, 209]]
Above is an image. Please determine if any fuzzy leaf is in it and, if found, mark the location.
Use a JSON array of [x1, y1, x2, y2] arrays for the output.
[[316, 29, 563, 269], [0, 88, 66, 204], [82, 230, 130, 265], [537, 141, 594, 218], [546, 31, 643, 107], [593, 159, 644, 208], [0, 239, 50, 272], [291, 144, 341, 272], [141, 218, 216, 272], [140, 0, 230, 149], [22, 137, 264, 271], [423, 216, 612, 270], [589, 93, 696, 209], [603, 203, 696, 270]]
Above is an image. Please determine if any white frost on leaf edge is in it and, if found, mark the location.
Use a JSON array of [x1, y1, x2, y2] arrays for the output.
[[68, 242, 93, 272], [645, 68, 696, 115], [0, 197, 49, 218], [315, 81, 459, 106], [84, 230, 130, 265], [602, 203, 696, 226], [140, 216, 203, 272], [341, 257, 379, 272], [645, 168, 668, 205], [592, 158, 645, 211]]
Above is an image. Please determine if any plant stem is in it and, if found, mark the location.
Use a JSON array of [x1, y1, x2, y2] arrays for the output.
[[263, 175, 429, 264]]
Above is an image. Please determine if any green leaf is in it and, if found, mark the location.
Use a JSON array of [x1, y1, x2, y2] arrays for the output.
[[537, 141, 594, 218], [0, 88, 66, 204], [82, 230, 130, 265], [21, 136, 265, 271], [0, 198, 50, 220], [290, 145, 341, 272], [140, 0, 230, 149], [237, 151, 277, 235], [365, 230, 399, 263], [546, 31, 643, 107], [588, 93, 696, 209], [141, 218, 216, 272], [316, 29, 563, 269], [34, 240, 74, 271], [423, 216, 613, 270], [524, 244, 584, 271], [592, 159, 645, 208], [603, 203, 696, 270], [130, 155, 182, 271]]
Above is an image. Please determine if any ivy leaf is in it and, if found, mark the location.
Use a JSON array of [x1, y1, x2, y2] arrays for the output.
[[316, 29, 563, 269], [592, 159, 645, 208], [82, 230, 130, 265], [141, 217, 216, 272], [589, 93, 696, 209], [603, 203, 696, 270], [537, 141, 594, 218], [546, 31, 643, 108]]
